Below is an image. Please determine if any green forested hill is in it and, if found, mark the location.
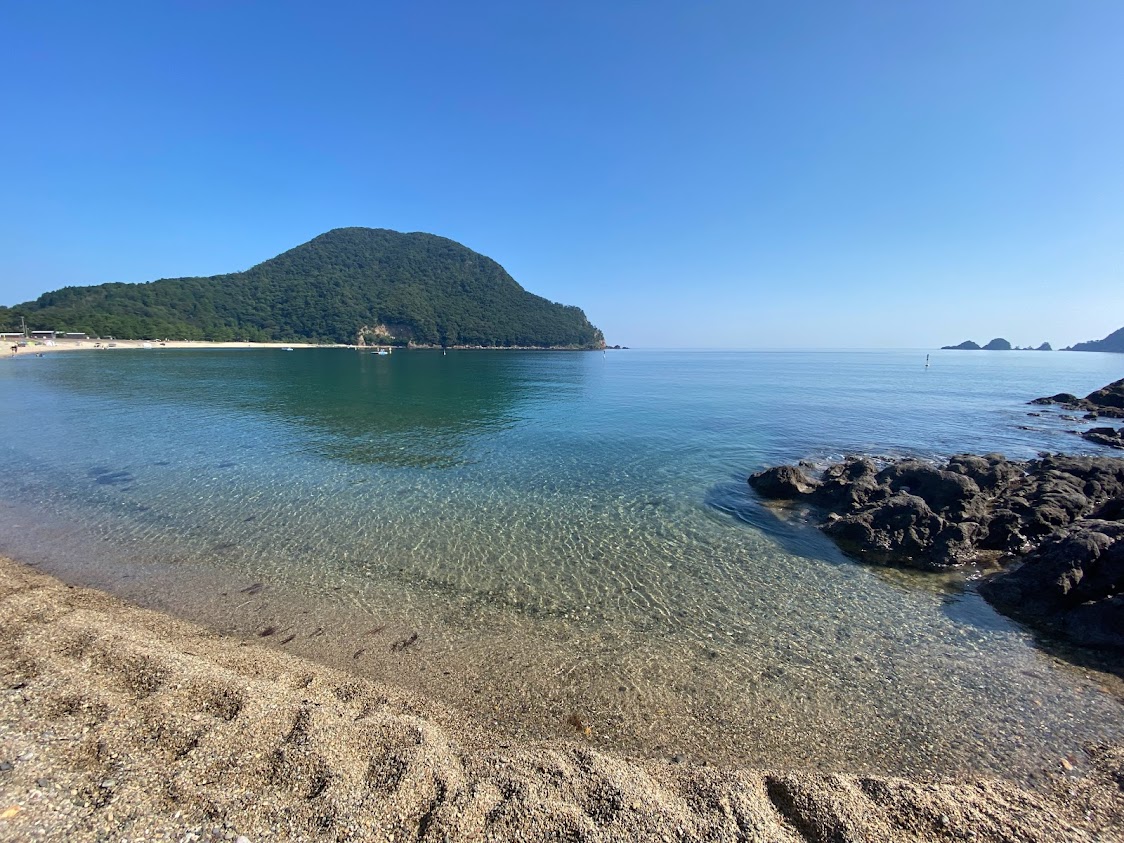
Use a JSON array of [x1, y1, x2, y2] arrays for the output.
[[1065, 326, 1124, 353], [1, 228, 605, 347]]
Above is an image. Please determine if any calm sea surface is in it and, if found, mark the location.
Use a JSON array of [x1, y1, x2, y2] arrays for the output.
[[2, 348, 1123, 780]]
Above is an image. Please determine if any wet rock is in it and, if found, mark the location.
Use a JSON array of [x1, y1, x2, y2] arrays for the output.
[[1029, 378, 1124, 419], [981, 520, 1124, 650], [749, 450, 1124, 580], [825, 493, 945, 566], [877, 461, 983, 517], [746, 428, 1124, 766], [1086, 380, 1124, 410], [748, 464, 819, 498], [1031, 392, 1081, 405], [1083, 427, 1124, 449], [812, 457, 881, 510]]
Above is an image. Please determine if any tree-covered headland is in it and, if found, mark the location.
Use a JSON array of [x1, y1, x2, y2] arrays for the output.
[[3, 228, 605, 348]]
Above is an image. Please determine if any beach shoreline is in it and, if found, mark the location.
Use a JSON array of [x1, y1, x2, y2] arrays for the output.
[[1, 554, 1121, 841], [4, 339, 334, 357], [3, 338, 605, 357]]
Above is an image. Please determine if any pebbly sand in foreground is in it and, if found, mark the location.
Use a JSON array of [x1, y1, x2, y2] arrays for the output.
[[0, 557, 1122, 841]]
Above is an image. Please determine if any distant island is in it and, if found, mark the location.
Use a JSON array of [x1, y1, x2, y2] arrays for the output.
[[1065, 326, 1124, 353], [0, 228, 605, 349], [940, 338, 1051, 351]]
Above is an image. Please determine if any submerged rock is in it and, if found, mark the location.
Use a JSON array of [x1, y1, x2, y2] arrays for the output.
[[747, 464, 820, 498], [981, 520, 1124, 650], [749, 450, 1124, 651]]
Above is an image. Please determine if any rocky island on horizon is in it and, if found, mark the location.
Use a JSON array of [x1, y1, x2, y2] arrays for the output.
[[940, 338, 1052, 351], [940, 324, 1124, 353]]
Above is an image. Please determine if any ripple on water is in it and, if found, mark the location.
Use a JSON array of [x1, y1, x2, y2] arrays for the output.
[[1, 348, 1122, 781]]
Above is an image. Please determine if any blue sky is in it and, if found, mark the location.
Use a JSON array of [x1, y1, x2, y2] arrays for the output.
[[1, 1, 1121, 348]]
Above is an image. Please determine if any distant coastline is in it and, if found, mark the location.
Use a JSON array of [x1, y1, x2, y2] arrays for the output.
[[4, 338, 610, 358], [940, 338, 1052, 351]]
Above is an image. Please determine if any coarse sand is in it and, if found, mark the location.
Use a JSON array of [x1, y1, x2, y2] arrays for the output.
[[0, 556, 1121, 842]]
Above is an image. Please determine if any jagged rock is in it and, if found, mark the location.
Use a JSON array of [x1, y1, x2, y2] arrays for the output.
[[1031, 392, 1081, 406], [812, 457, 881, 510], [748, 464, 819, 498], [945, 453, 1023, 491], [749, 452, 1124, 569], [1083, 427, 1124, 449], [749, 448, 1124, 650], [1029, 378, 1124, 419], [981, 520, 1124, 650], [825, 492, 944, 563], [1087, 380, 1124, 409], [876, 461, 982, 519]]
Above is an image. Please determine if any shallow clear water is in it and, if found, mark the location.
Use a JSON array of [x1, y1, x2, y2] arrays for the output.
[[1, 347, 1123, 780]]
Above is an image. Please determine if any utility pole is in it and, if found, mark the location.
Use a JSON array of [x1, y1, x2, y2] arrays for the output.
[[20, 316, 27, 339]]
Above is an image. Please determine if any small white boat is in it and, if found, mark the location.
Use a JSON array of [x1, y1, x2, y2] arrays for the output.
[[374, 350, 389, 355], [282, 347, 294, 352]]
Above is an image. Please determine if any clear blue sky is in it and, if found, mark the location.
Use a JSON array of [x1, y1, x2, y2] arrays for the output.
[[2, 1, 1121, 348]]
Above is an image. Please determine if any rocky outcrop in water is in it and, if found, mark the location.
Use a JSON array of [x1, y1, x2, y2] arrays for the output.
[[749, 453, 1124, 651], [980, 520, 1124, 650], [940, 338, 1022, 350], [982, 338, 1012, 350], [1084, 427, 1124, 449], [749, 376, 1124, 656], [1030, 378, 1124, 419], [750, 454, 1124, 569], [941, 340, 982, 350]]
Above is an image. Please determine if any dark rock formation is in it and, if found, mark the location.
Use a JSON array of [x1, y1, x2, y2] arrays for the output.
[[981, 521, 1124, 649], [1087, 380, 1124, 410], [748, 464, 821, 498], [749, 452, 1124, 651], [941, 340, 982, 350], [1036, 342, 1053, 351], [1030, 378, 1124, 419], [749, 453, 1124, 569], [1084, 427, 1124, 449]]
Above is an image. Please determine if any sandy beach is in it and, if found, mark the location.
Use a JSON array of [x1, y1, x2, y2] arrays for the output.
[[0, 556, 1121, 842], [4, 339, 334, 357]]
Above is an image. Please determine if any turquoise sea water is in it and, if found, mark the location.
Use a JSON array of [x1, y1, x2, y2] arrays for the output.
[[2, 347, 1123, 780]]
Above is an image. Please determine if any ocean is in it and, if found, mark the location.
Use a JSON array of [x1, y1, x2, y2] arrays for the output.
[[2, 347, 1122, 780]]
